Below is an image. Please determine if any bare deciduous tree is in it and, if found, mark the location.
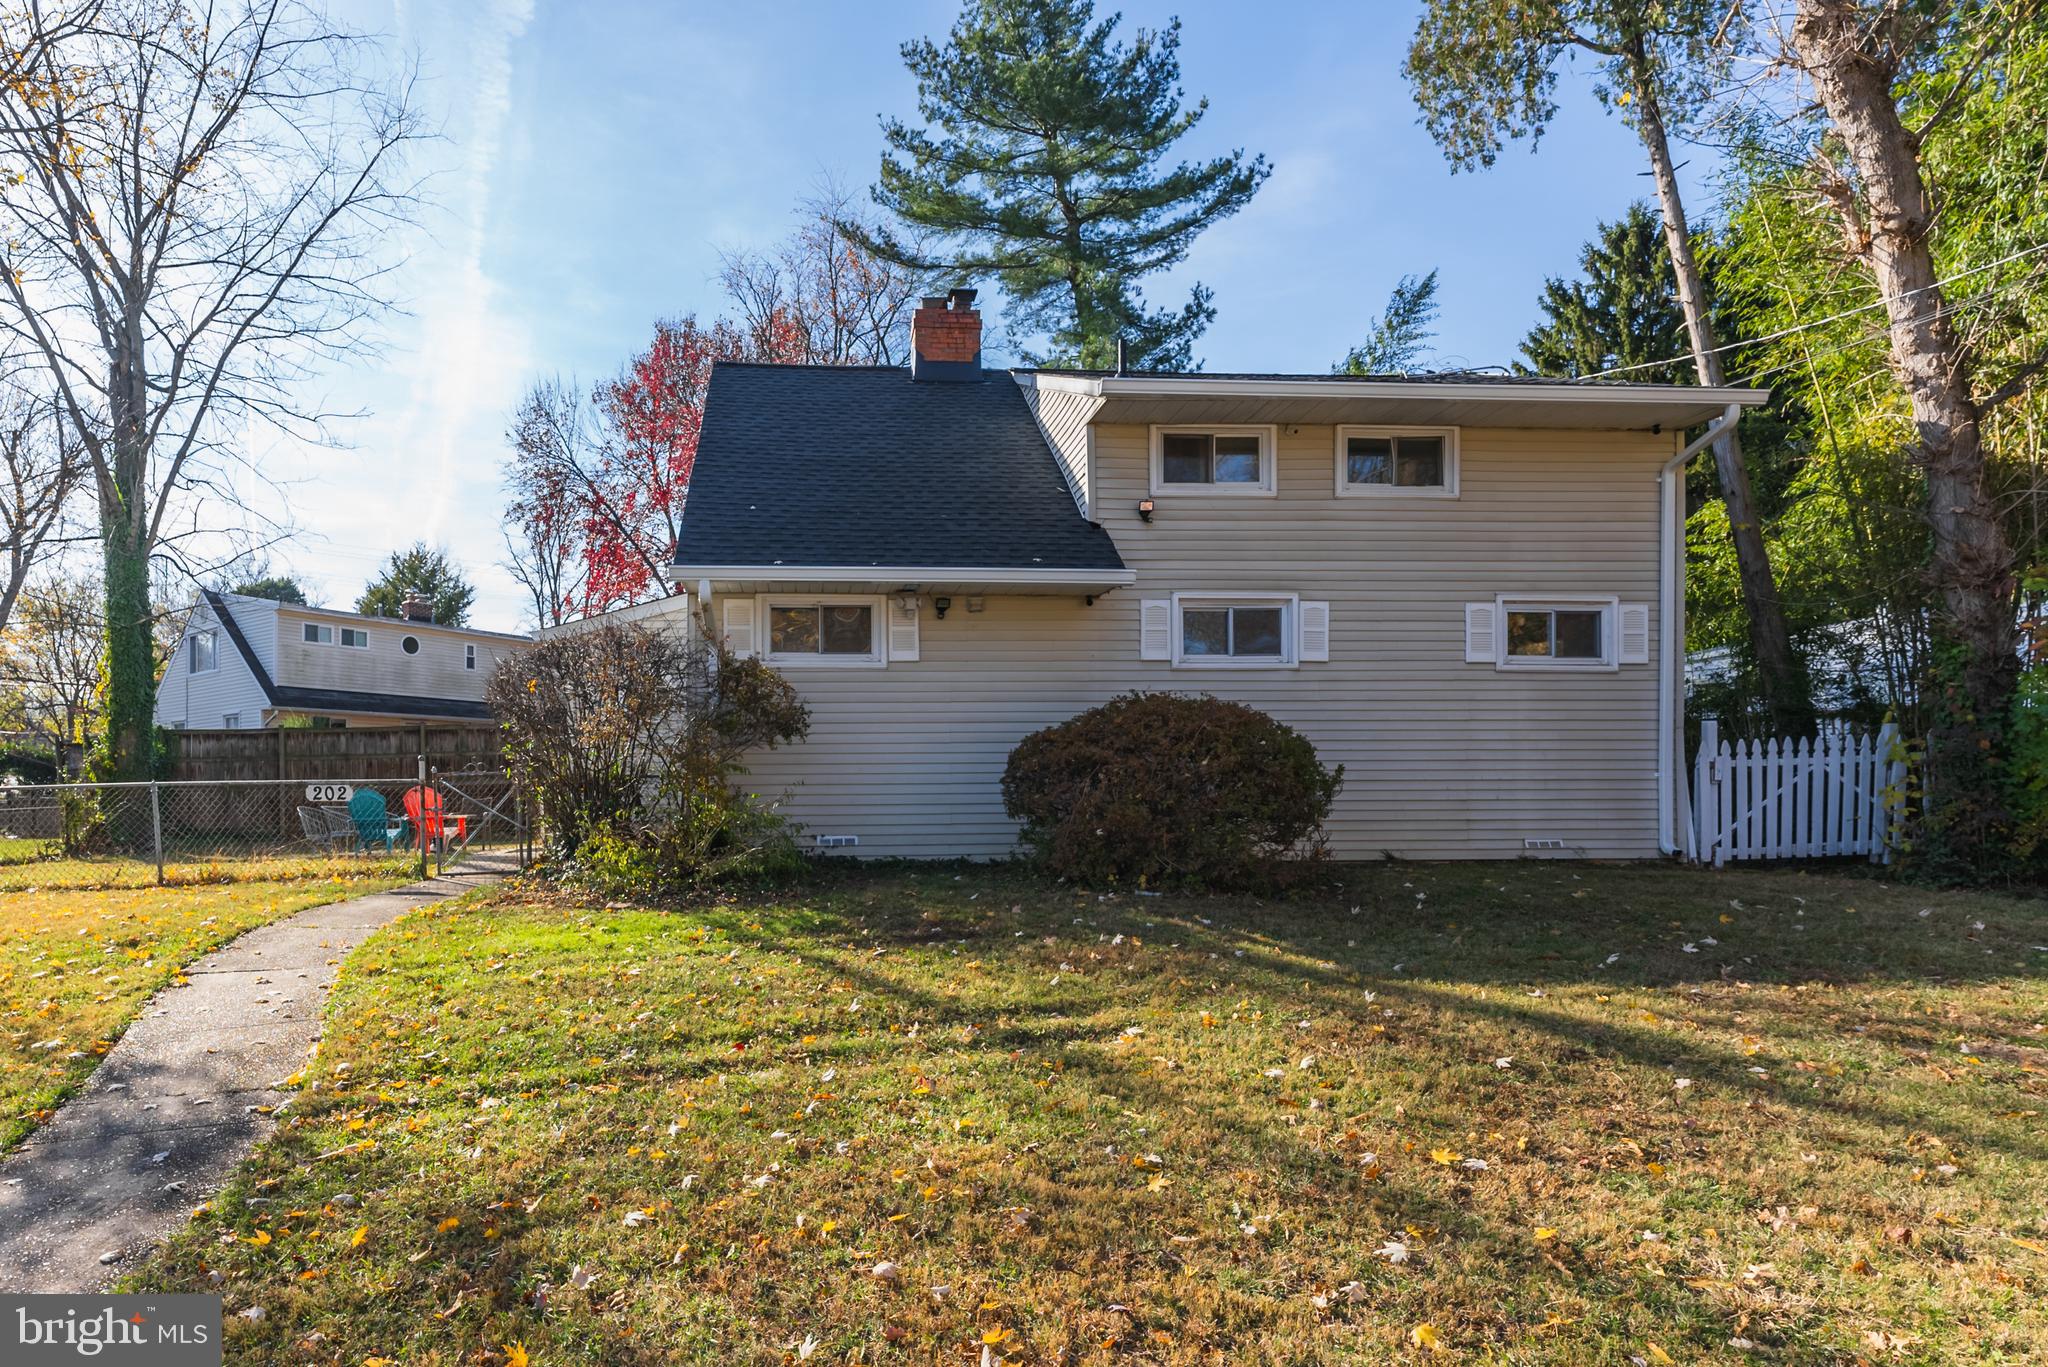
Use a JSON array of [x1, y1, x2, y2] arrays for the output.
[[0, 372, 85, 635], [0, 571, 104, 755], [0, 0, 422, 776], [719, 181, 949, 366]]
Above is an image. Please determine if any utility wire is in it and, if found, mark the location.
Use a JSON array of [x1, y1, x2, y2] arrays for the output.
[[1582, 238, 2048, 381]]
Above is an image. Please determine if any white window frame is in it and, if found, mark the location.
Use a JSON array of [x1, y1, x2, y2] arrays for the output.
[[189, 629, 218, 674], [465, 644, 477, 670], [222, 713, 240, 729], [1171, 592, 1299, 669], [340, 627, 370, 649], [302, 622, 333, 645], [1149, 424, 1279, 497], [757, 594, 888, 668], [1493, 595, 1618, 672], [1334, 424, 1460, 498]]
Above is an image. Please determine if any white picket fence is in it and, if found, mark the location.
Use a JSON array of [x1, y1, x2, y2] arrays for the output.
[[1692, 718, 1907, 866]]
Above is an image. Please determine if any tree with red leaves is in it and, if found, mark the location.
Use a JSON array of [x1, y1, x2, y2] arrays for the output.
[[502, 315, 805, 623]]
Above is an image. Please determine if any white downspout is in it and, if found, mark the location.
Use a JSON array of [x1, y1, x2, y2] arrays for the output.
[[1658, 404, 1741, 855]]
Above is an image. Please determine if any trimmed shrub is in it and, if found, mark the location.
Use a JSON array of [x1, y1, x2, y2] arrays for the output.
[[1002, 692, 1342, 887]]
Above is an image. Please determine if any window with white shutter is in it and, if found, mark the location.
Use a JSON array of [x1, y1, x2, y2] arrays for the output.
[[1139, 599, 1172, 660], [887, 597, 921, 662], [1170, 593, 1300, 668], [1298, 601, 1330, 662], [721, 597, 756, 657], [1618, 603, 1650, 664], [1486, 596, 1623, 670], [1463, 603, 1497, 662]]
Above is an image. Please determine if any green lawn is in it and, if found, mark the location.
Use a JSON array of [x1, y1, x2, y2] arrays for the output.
[[130, 863, 2047, 1364], [1, 865, 413, 1151]]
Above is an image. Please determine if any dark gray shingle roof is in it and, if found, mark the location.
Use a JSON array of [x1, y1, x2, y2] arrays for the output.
[[672, 364, 1125, 572]]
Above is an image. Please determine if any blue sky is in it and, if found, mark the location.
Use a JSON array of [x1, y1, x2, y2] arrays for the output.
[[272, 0, 1715, 629]]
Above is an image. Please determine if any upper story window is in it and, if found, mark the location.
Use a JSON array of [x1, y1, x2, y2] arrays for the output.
[[765, 598, 883, 666], [1150, 425, 1277, 496], [340, 627, 370, 648], [401, 635, 421, 655], [465, 644, 477, 670], [189, 629, 217, 673], [303, 623, 332, 644], [1336, 426, 1458, 496]]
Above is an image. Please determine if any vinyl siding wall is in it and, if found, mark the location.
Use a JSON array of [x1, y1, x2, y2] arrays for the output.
[[1016, 381, 1101, 516], [154, 599, 276, 729], [726, 422, 1668, 861], [274, 611, 521, 700]]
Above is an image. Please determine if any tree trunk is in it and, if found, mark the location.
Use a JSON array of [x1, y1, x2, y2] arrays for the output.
[[1791, 0, 2020, 863], [96, 313, 156, 781], [1629, 42, 1806, 733]]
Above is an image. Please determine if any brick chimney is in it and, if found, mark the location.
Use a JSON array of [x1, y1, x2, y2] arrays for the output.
[[910, 287, 983, 382], [399, 591, 432, 623]]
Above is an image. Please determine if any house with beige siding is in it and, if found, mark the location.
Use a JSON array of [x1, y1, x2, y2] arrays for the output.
[[155, 591, 530, 730], [635, 288, 1762, 861]]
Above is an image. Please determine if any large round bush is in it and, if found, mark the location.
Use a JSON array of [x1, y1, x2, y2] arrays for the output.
[[1001, 692, 1343, 887]]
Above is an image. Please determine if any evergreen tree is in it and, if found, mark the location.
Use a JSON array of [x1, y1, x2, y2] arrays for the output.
[[1338, 270, 1441, 375], [852, 0, 1270, 371], [1517, 205, 1688, 382], [225, 574, 309, 605], [357, 543, 475, 626]]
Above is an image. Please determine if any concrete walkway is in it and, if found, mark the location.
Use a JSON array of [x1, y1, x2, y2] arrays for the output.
[[0, 853, 515, 1292]]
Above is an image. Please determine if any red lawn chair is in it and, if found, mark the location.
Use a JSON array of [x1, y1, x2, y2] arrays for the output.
[[402, 784, 446, 850]]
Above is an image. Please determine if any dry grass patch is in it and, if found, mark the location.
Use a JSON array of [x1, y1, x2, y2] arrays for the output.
[[1, 866, 411, 1150], [131, 863, 2047, 1364]]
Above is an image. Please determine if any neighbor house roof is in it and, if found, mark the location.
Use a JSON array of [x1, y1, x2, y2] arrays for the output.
[[199, 590, 494, 723], [668, 363, 1127, 581]]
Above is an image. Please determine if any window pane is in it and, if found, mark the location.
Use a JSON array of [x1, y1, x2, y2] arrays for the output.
[[1212, 435, 1261, 483], [1506, 611, 1552, 656], [1346, 436, 1392, 485], [820, 605, 874, 655], [1554, 610, 1603, 659], [769, 606, 819, 654], [1161, 433, 1210, 483], [190, 633, 215, 672], [1395, 436, 1445, 487], [1181, 608, 1229, 656], [1231, 606, 1285, 657]]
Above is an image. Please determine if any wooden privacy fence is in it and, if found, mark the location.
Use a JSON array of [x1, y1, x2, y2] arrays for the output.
[[164, 724, 502, 783], [1692, 718, 1907, 866]]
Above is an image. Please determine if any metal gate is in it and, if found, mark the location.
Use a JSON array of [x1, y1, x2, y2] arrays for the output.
[[428, 766, 532, 875]]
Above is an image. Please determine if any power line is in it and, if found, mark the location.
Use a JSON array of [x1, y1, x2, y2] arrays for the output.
[[1583, 238, 2048, 381]]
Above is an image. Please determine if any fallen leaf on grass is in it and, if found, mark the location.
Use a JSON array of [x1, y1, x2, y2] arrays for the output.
[[1410, 1323, 1443, 1352]]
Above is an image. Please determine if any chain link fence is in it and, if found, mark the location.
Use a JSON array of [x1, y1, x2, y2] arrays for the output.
[[0, 767, 532, 884]]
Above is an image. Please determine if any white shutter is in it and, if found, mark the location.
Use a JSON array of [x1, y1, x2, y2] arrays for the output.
[[1618, 602, 1650, 664], [1298, 601, 1330, 662], [888, 597, 920, 662], [1139, 598, 1172, 660], [1464, 602, 1497, 663], [722, 597, 757, 657]]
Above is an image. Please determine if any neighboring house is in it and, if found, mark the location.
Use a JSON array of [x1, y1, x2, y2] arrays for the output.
[[618, 289, 1764, 860], [156, 591, 531, 729]]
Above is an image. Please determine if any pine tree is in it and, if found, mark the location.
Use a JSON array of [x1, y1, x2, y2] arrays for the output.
[[852, 0, 1269, 371], [1518, 205, 1688, 382], [1338, 271, 1441, 375], [357, 544, 475, 626]]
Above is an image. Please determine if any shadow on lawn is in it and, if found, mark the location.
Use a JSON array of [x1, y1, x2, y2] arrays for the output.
[[768, 940, 1769, 1357]]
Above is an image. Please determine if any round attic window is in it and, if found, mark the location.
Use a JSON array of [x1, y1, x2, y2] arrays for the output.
[[401, 635, 420, 655]]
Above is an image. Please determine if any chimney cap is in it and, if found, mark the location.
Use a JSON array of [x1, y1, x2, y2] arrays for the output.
[[919, 295, 948, 310], [947, 286, 978, 310]]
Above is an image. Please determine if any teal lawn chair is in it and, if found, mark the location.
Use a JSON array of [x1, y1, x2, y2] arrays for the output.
[[348, 788, 396, 853]]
